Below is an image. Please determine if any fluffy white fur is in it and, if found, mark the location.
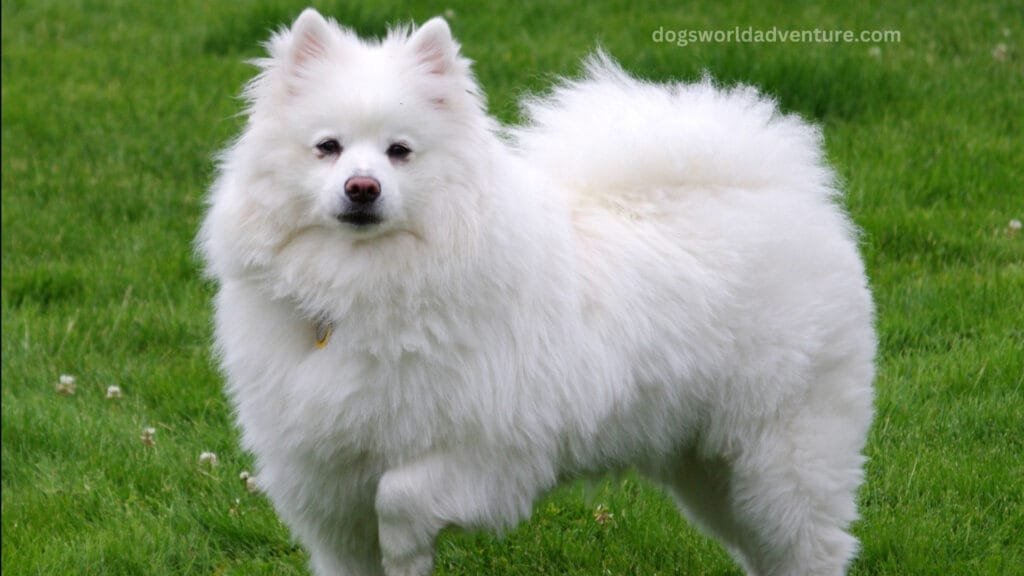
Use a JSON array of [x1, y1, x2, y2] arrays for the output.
[[199, 8, 875, 576]]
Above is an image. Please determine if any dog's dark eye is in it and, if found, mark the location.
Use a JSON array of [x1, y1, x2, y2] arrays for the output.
[[387, 143, 412, 161], [316, 139, 342, 157]]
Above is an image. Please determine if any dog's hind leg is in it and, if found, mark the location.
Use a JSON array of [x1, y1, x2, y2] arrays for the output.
[[659, 392, 870, 576]]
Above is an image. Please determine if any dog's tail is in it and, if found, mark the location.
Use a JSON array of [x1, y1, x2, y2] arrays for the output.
[[511, 52, 837, 204]]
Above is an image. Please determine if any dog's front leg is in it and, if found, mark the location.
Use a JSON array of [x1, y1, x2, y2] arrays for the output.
[[376, 450, 554, 576]]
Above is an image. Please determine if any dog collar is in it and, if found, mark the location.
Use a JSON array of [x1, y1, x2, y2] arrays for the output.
[[314, 318, 334, 349]]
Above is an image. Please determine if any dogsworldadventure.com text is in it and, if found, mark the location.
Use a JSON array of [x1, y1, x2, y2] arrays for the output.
[[652, 26, 902, 47]]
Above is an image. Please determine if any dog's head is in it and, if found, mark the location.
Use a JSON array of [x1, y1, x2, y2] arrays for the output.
[[237, 9, 488, 237], [201, 10, 493, 307]]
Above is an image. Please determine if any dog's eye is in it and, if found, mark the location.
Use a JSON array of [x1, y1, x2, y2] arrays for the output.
[[387, 143, 412, 161], [316, 139, 342, 157]]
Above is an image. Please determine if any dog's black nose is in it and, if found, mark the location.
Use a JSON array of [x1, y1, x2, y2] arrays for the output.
[[345, 176, 381, 204]]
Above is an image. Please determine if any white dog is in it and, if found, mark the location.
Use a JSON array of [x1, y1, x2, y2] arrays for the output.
[[200, 8, 875, 576]]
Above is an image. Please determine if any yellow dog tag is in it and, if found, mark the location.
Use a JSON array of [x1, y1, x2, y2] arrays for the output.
[[314, 319, 334, 349]]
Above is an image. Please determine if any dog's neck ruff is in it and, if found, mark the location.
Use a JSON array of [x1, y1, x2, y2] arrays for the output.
[[314, 317, 334, 349]]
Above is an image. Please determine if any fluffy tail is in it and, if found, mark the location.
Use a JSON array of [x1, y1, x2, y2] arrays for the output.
[[511, 53, 837, 201]]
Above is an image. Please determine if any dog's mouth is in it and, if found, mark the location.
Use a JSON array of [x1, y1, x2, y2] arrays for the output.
[[338, 210, 383, 227]]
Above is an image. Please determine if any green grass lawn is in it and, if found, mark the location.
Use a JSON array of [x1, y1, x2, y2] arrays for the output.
[[2, 1, 1021, 574]]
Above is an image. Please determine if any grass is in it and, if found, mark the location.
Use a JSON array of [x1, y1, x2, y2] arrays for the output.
[[2, 0, 1021, 574]]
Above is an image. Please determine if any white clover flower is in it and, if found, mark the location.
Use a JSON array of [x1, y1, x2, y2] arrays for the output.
[[868, 46, 882, 58], [443, 8, 456, 19], [239, 470, 259, 493], [140, 427, 156, 446], [56, 374, 76, 395], [106, 385, 122, 399], [199, 452, 219, 467], [992, 43, 1008, 62], [1009, 219, 1022, 231]]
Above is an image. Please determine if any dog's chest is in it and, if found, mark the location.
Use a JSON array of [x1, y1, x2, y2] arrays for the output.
[[269, 317, 490, 461]]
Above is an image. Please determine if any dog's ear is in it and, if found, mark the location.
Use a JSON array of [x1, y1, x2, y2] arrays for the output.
[[288, 8, 333, 69], [408, 17, 459, 75]]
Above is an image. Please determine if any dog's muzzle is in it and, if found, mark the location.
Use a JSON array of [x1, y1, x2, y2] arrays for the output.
[[338, 176, 383, 226]]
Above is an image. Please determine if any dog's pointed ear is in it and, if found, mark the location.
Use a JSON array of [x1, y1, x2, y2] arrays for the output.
[[408, 17, 458, 75], [288, 8, 333, 68]]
